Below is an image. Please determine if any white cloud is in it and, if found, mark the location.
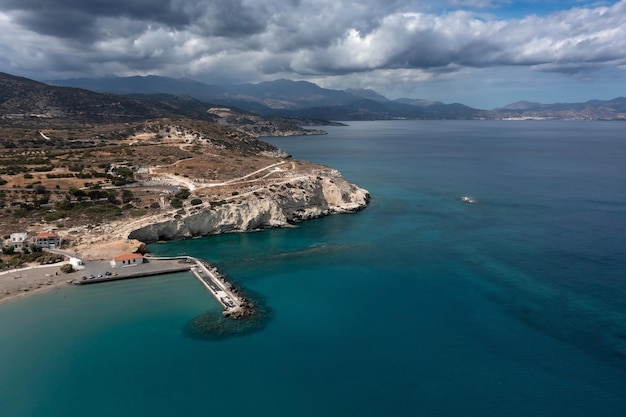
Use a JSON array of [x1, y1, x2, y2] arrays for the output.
[[0, 0, 625, 103]]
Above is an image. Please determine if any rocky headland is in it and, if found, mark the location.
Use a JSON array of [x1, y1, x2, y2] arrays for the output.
[[0, 71, 369, 262], [126, 168, 369, 243]]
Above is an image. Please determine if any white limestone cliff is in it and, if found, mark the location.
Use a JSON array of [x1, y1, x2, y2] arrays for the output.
[[127, 169, 369, 243]]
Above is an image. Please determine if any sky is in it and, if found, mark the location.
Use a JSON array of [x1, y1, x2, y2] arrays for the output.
[[1, 0, 625, 109]]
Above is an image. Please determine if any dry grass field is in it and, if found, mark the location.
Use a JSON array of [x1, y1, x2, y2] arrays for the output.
[[0, 118, 317, 251]]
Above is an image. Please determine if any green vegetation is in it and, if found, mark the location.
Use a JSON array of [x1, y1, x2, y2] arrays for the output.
[[170, 198, 183, 208], [111, 166, 135, 186], [130, 209, 147, 217], [0, 249, 64, 268], [175, 188, 191, 199], [44, 211, 68, 222]]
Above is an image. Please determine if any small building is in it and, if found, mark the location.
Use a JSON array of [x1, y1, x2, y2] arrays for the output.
[[8, 232, 28, 250], [69, 257, 85, 270], [34, 232, 61, 249], [111, 253, 145, 268]]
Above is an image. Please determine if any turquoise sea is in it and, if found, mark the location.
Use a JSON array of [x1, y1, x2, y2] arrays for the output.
[[1, 120, 626, 416]]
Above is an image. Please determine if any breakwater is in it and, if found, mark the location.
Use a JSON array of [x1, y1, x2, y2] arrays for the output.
[[186, 257, 255, 319]]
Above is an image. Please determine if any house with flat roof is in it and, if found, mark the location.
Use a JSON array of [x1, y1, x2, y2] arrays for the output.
[[34, 232, 61, 249], [110, 253, 145, 268], [7, 232, 28, 250]]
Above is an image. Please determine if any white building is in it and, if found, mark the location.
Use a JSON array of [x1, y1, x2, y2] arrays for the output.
[[8, 232, 28, 250], [110, 253, 145, 268]]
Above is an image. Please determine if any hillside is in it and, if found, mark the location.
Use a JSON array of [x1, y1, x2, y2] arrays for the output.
[[0, 72, 369, 261], [48, 74, 486, 120], [49, 74, 626, 120], [1, 72, 322, 136], [0, 72, 216, 127], [494, 97, 626, 120]]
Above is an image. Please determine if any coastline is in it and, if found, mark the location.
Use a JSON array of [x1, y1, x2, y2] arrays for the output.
[[0, 263, 71, 305], [0, 257, 191, 305], [1, 166, 369, 306], [0, 254, 257, 319]]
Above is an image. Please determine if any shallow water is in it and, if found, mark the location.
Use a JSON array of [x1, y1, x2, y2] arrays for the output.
[[1, 120, 625, 417]]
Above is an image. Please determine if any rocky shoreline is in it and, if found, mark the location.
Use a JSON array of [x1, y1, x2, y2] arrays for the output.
[[1, 163, 369, 308], [127, 169, 370, 243]]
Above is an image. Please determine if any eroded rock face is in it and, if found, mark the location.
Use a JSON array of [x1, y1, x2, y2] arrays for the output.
[[128, 171, 369, 243]]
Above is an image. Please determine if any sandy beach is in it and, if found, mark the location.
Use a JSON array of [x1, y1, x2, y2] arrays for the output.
[[0, 262, 72, 304]]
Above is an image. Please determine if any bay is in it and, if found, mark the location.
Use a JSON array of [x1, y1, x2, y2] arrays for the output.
[[1, 120, 625, 417]]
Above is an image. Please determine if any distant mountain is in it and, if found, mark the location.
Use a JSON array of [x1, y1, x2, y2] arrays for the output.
[[344, 88, 389, 102], [494, 97, 626, 120], [395, 98, 445, 108], [286, 99, 399, 121], [49, 76, 358, 112], [226, 79, 358, 110], [1, 72, 323, 138], [499, 100, 543, 111], [1, 72, 216, 126], [46, 74, 626, 121], [48, 75, 480, 119], [48, 75, 227, 101]]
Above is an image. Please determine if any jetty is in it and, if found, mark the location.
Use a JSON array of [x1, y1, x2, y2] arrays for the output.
[[186, 257, 253, 318], [74, 256, 253, 319]]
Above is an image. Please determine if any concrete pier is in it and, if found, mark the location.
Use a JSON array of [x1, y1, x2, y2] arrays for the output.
[[75, 255, 254, 318], [187, 257, 253, 318], [74, 258, 192, 284]]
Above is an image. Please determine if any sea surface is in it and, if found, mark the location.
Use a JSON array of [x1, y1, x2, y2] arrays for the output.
[[1, 120, 625, 417]]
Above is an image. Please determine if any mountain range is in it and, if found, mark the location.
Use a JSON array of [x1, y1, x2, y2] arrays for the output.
[[47, 75, 626, 121], [0, 72, 220, 127], [1, 71, 623, 121], [0, 72, 326, 137]]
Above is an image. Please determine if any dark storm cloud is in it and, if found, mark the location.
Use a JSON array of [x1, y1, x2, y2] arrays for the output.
[[0, 0, 625, 89], [2, 0, 270, 40]]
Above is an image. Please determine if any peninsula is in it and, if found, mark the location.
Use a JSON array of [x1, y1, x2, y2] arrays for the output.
[[0, 72, 370, 304]]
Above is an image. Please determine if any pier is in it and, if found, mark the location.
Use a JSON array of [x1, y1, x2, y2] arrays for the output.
[[186, 257, 253, 318], [74, 258, 192, 284], [74, 256, 253, 318]]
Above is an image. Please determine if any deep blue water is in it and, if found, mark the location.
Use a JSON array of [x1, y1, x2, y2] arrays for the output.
[[1, 120, 625, 416]]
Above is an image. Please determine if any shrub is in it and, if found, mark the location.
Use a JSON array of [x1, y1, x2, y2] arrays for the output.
[[44, 211, 67, 222], [170, 198, 183, 208], [60, 264, 74, 274], [121, 189, 134, 204], [175, 188, 191, 200], [149, 202, 161, 209], [13, 209, 30, 218], [190, 198, 202, 206]]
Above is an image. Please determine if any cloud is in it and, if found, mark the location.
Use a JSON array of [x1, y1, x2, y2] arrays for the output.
[[0, 0, 625, 100], [288, 2, 626, 75]]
